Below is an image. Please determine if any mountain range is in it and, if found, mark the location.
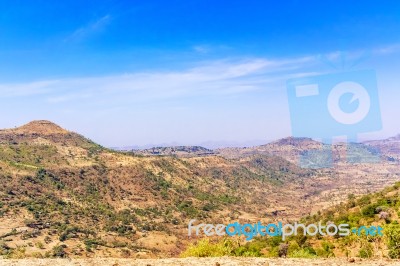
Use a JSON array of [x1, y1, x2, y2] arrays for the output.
[[0, 120, 398, 259]]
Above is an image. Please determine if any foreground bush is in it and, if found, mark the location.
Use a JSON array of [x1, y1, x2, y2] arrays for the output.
[[181, 239, 235, 257]]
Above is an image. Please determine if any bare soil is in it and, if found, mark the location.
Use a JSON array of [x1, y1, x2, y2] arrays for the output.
[[0, 258, 398, 266]]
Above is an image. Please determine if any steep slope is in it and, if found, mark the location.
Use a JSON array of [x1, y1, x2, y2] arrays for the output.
[[0, 122, 398, 259], [181, 182, 400, 260], [0, 120, 99, 147], [0, 121, 314, 259]]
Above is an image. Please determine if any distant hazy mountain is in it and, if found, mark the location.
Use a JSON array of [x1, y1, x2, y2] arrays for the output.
[[364, 134, 400, 160], [131, 146, 215, 157], [112, 139, 269, 151]]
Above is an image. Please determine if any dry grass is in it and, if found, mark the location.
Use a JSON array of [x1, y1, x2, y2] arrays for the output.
[[0, 257, 398, 266]]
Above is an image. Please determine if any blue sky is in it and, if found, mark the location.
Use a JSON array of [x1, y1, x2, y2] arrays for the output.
[[0, 1, 399, 147]]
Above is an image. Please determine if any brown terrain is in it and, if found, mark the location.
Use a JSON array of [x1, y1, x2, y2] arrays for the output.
[[0, 121, 398, 264], [1, 257, 399, 266]]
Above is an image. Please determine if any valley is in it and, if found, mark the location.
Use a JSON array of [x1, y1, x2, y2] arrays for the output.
[[0, 121, 398, 260]]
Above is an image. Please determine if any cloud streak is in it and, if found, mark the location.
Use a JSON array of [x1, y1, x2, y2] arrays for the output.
[[9, 45, 395, 106], [0, 56, 316, 107], [65, 15, 111, 42], [0, 48, 397, 146]]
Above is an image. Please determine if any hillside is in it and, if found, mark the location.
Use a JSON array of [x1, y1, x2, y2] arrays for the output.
[[181, 181, 400, 260], [217, 137, 389, 167], [0, 121, 316, 259], [129, 136, 398, 168], [365, 135, 400, 161], [216, 137, 320, 160], [299, 181, 400, 259], [0, 121, 398, 260]]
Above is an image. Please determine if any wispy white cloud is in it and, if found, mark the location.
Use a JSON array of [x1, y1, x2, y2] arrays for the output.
[[0, 48, 397, 146], [46, 93, 92, 103], [372, 43, 400, 55], [0, 80, 58, 97], [0, 56, 316, 106], [65, 15, 111, 42], [193, 45, 210, 54], [315, 44, 400, 70]]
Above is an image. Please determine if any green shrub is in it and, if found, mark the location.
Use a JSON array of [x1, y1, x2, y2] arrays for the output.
[[361, 204, 378, 218], [386, 223, 400, 259], [288, 241, 300, 255], [233, 239, 266, 257], [266, 246, 279, 257], [51, 245, 67, 258], [4, 247, 27, 259], [180, 239, 235, 257], [358, 246, 373, 258], [266, 236, 282, 248], [315, 241, 335, 258], [289, 248, 317, 258], [35, 241, 45, 249], [84, 238, 105, 252], [358, 195, 371, 206]]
